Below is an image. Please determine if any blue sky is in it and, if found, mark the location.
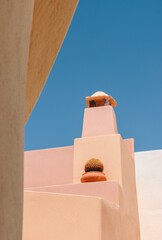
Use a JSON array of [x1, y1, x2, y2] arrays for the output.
[[25, 0, 162, 152]]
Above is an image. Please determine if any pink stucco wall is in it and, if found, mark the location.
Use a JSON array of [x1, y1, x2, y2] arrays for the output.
[[82, 106, 118, 137], [25, 181, 120, 205], [24, 146, 73, 188], [23, 105, 140, 240]]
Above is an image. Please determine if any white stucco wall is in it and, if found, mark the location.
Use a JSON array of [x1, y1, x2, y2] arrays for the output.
[[135, 150, 162, 240]]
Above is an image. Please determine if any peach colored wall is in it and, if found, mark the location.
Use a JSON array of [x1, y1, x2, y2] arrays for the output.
[[119, 138, 140, 240], [102, 199, 120, 240], [23, 136, 140, 240], [73, 134, 140, 240], [24, 139, 133, 188], [23, 103, 140, 240], [24, 146, 162, 240], [82, 106, 118, 137], [73, 134, 122, 184], [25, 181, 120, 205], [24, 146, 73, 188], [23, 192, 102, 240], [123, 138, 134, 158]]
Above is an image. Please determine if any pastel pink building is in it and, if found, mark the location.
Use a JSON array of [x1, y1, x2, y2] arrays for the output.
[[23, 91, 140, 240], [1, 2, 161, 238]]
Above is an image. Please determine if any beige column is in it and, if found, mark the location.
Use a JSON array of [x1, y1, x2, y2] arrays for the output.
[[0, 1, 34, 240]]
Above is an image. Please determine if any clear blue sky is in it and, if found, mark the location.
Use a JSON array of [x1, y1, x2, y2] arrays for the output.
[[25, 0, 162, 152]]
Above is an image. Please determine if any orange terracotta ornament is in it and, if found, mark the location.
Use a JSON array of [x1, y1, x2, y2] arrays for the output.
[[81, 158, 107, 183]]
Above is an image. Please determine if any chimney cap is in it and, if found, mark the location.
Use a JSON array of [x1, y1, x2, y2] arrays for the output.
[[86, 91, 117, 107]]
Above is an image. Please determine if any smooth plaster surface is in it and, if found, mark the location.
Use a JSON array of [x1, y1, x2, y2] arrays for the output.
[[23, 192, 102, 240], [24, 191, 126, 240], [24, 106, 140, 240], [0, 1, 34, 240], [24, 105, 162, 239], [25, 181, 120, 205], [25, 0, 78, 122], [73, 134, 122, 184], [135, 150, 162, 240], [24, 148, 162, 240], [23, 136, 140, 240], [82, 106, 118, 137], [24, 146, 73, 188], [23, 143, 139, 240]]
